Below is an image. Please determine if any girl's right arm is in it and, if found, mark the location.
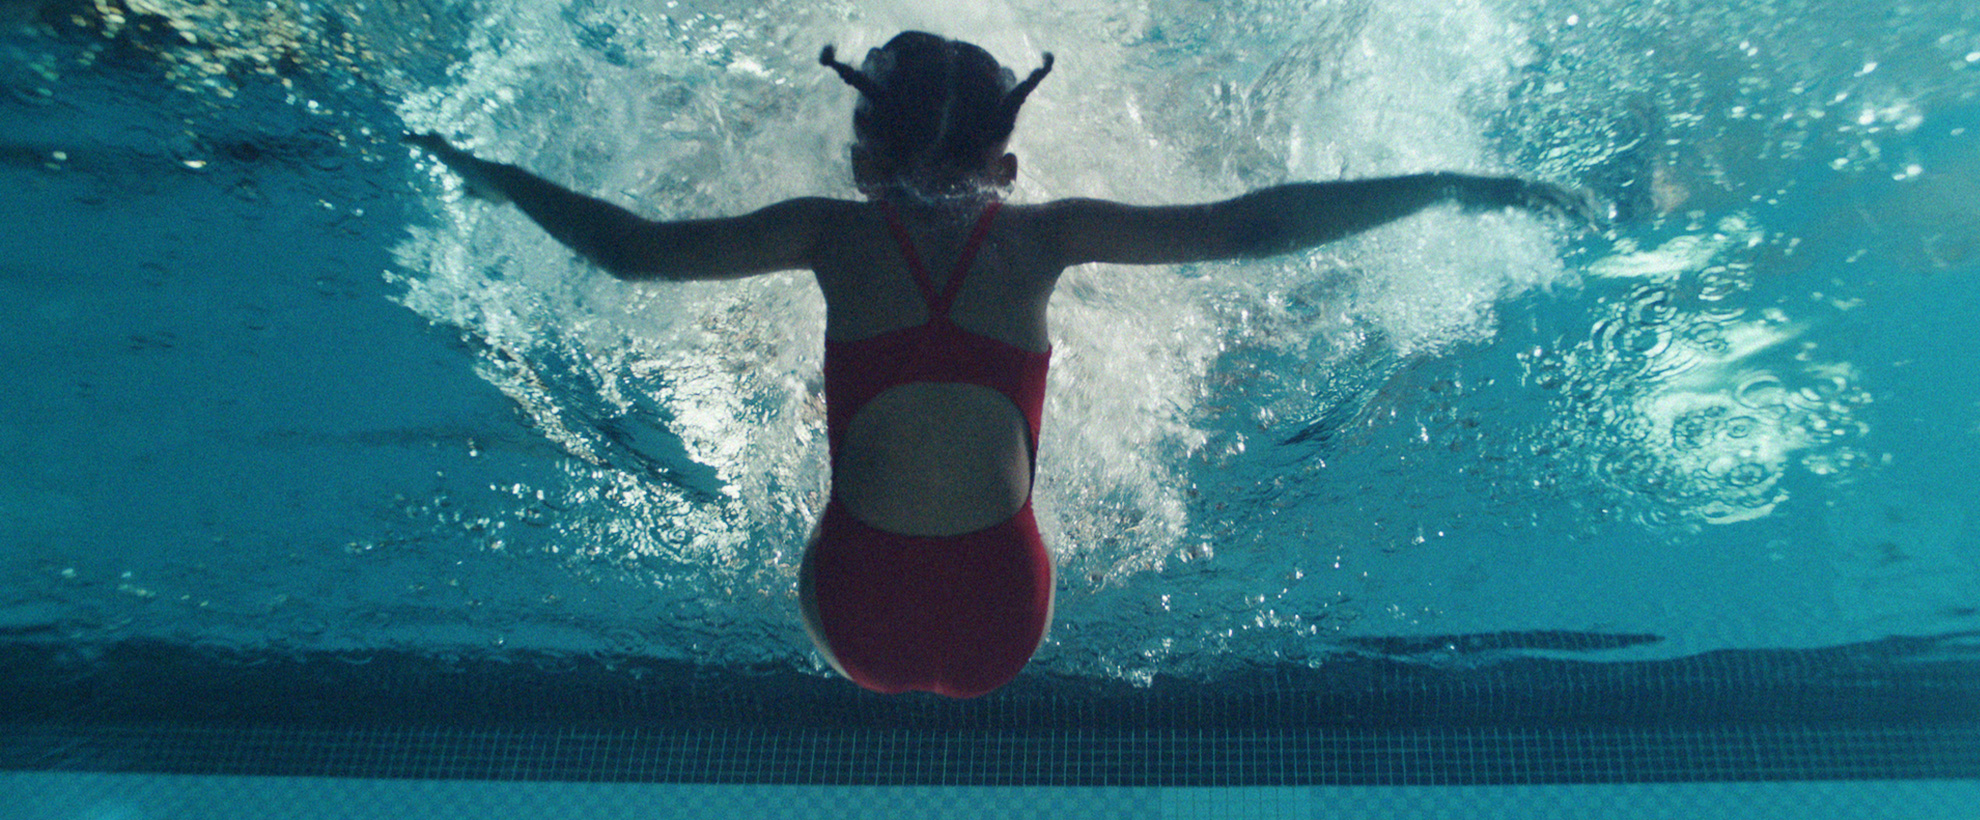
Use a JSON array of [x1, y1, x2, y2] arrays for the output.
[[408, 133, 832, 281], [1044, 173, 1603, 268]]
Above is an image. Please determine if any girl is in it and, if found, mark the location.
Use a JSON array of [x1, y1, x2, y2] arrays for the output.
[[408, 31, 1594, 698]]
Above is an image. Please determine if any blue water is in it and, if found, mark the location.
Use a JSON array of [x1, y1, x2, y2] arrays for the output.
[[1, 0, 1976, 687]]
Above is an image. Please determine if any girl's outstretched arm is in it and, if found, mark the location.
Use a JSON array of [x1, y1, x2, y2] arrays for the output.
[[1045, 173, 1604, 267], [407, 133, 830, 281]]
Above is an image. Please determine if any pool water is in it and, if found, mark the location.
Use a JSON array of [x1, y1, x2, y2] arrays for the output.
[[1, 0, 1976, 815]]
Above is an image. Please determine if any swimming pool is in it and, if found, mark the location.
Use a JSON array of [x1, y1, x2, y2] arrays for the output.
[[2, 0, 1976, 816]]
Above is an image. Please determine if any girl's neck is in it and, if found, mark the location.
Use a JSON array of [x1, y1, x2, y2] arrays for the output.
[[870, 181, 1003, 215]]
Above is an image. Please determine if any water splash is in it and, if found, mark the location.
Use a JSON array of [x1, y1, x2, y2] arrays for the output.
[[9, 0, 1970, 680]]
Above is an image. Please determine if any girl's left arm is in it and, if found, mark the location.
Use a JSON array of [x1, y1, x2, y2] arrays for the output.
[[1041, 173, 1605, 268]]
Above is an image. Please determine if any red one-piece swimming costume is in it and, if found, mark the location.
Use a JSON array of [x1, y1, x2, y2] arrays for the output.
[[809, 200, 1055, 698]]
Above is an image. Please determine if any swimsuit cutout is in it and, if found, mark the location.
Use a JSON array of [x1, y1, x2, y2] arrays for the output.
[[821, 201, 1051, 461], [809, 200, 1055, 698]]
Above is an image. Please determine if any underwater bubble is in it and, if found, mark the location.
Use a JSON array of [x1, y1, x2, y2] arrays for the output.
[[1724, 416, 1758, 439], [1622, 325, 1672, 357], [1726, 462, 1771, 488], [1735, 374, 1788, 408]]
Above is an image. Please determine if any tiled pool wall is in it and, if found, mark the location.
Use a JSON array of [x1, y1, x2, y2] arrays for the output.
[[4, 633, 1976, 787]]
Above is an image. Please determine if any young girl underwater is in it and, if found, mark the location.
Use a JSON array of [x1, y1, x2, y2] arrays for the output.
[[408, 30, 1598, 699]]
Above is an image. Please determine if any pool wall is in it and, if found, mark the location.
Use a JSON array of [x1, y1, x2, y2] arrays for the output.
[[5, 633, 1975, 786]]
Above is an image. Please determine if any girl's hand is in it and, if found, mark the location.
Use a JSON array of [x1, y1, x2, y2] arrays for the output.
[[1514, 180, 1613, 230], [405, 133, 512, 204], [1448, 175, 1612, 230]]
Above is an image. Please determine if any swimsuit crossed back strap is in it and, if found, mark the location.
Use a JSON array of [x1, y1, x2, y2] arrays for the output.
[[821, 200, 1052, 462], [881, 199, 1004, 321]]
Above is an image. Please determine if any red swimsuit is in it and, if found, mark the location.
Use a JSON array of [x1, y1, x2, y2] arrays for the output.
[[809, 201, 1055, 698]]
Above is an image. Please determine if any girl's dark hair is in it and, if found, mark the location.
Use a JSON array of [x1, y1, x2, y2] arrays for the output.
[[820, 32, 1052, 181]]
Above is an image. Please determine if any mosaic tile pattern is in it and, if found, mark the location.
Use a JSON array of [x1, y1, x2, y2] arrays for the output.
[[7, 722, 1979, 786], [7, 774, 1980, 820], [4, 635, 1977, 787]]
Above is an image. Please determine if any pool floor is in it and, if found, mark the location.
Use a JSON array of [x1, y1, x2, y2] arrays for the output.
[[8, 773, 1980, 820]]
